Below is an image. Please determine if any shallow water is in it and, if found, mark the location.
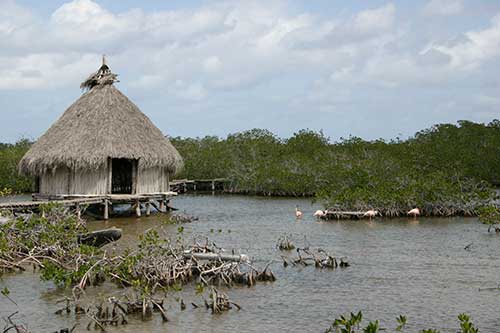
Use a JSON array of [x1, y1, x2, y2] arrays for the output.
[[1, 194, 500, 332]]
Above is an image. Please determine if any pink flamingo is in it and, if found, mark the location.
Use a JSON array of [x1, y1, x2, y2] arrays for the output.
[[363, 209, 379, 220], [295, 206, 303, 218], [313, 209, 327, 219], [407, 207, 420, 218]]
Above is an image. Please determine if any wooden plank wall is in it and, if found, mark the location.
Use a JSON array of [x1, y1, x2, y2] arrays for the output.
[[137, 166, 169, 193], [39, 162, 170, 195], [40, 167, 108, 195]]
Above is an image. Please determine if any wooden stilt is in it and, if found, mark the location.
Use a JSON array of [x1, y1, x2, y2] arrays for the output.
[[151, 201, 162, 213], [135, 200, 141, 217], [146, 201, 151, 216], [76, 203, 81, 219], [0, 193, 178, 218], [211, 181, 215, 191], [104, 199, 109, 220]]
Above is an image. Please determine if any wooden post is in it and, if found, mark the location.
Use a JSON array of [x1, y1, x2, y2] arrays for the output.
[[193, 183, 197, 191], [211, 181, 215, 191], [183, 182, 187, 193], [104, 199, 109, 220], [146, 201, 151, 216], [151, 201, 162, 213], [135, 200, 141, 218], [107, 158, 113, 194], [159, 200, 165, 212], [76, 203, 81, 219]]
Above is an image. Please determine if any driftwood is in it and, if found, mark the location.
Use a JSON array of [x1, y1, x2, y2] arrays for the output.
[[1, 208, 276, 328], [282, 247, 350, 270], [276, 234, 295, 251], [206, 288, 241, 314], [479, 284, 500, 291], [77, 228, 122, 247], [183, 251, 250, 263], [2, 311, 30, 333], [170, 213, 198, 223]]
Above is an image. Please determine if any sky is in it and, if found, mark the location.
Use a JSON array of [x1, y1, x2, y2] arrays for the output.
[[1, 0, 499, 142]]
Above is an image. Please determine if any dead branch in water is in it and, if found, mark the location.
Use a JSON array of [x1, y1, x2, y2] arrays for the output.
[[276, 234, 295, 251]]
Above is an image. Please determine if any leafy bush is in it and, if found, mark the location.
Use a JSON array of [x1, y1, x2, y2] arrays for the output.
[[0, 139, 33, 193]]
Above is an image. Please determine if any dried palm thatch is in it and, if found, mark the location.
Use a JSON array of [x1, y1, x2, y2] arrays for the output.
[[19, 61, 183, 175], [80, 61, 119, 91]]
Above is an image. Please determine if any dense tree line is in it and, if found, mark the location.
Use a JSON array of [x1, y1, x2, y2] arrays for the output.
[[171, 120, 500, 215], [0, 139, 32, 193], [1, 120, 499, 214]]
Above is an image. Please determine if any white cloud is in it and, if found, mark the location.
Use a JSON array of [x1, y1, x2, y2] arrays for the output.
[[2, 0, 500, 142], [0, 0, 499, 131], [171, 81, 207, 101], [0, 53, 98, 90], [431, 14, 500, 69], [0, 1, 403, 92], [203, 56, 222, 73], [353, 4, 395, 33], [424, 0, 463, 16]]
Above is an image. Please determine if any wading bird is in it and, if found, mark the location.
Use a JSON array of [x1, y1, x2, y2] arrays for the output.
[[407, 207, 420, 217], [363, 209, 379, 220], [295, 206, 303, 218], [313, 210, 326, 219]]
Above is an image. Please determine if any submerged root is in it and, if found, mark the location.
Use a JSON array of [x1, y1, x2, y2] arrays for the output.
[[282, 247, 350, 270], [276, 234, 295, 251], [206, 287, 240, 314], [169, 213, 199, 224]]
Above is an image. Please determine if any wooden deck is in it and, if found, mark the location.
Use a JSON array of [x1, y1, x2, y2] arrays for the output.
[[170, 178, 230, 193], [0, 192, 177, 220]]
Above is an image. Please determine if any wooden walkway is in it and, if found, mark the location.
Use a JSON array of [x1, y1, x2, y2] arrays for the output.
[[170, 178, 230, 193], [0, 192, 177, 220]]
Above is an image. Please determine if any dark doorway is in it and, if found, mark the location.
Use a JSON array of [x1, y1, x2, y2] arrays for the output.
[[111, 158, 134, 194]]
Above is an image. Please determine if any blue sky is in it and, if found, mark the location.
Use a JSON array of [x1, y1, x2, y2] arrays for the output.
[[1, 0, 499, 142]]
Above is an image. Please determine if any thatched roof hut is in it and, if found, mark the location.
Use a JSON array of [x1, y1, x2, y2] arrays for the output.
[[19, 59, 182, 195]]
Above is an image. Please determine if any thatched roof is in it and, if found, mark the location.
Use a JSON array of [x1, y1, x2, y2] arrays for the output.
[[19, 62, 183, 175]]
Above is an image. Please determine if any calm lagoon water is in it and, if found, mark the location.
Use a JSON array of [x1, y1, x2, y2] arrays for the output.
[[1, 194, 500, 332]]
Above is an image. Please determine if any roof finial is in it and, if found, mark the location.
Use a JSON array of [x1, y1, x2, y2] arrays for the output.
[[80, 55, 118, 91]]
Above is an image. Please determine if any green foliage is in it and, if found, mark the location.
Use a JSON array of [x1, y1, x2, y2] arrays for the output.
[[195, 282, 205, 295], [0, 188, 13, 197], [326, 311, 480, 333], [1, 121, 499, 210], [396, 315, 407, 331], [477, 205, 500, 226], [363, 320, 380, 333], [326, 311, 363, 333], [1, 286, 10, 297], [0, 139, 33, 193], [40, 259, 94, 287], [0, 205, 103, 287], [172, 121, 498, 213], [458, 313, 479, 333]]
